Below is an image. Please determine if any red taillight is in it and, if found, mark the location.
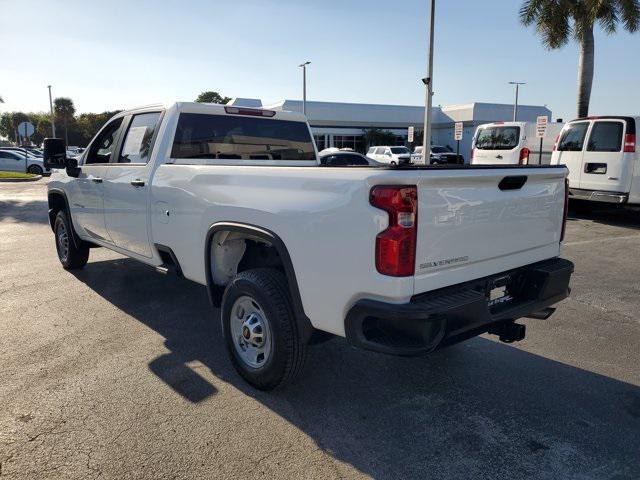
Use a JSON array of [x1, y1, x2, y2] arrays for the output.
[[224, 106, 276, 117], [624, 134, 636, 153], [370, 185, 417, 277], [561, 178, 569, 242], [553, 134, 560, 151], [519, 147, 530, 165]]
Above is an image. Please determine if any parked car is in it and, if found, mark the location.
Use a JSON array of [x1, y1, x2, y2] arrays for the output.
[[430, 145, 464, 165], [471, 121, 564, 166], [66, 146, 85, 157], [319, 150, 376, 166], [410, 145, 463, 165], [550, 116, 639, 205], [0, 149, 50, 174], [366, 146, 411, 165], [1, 147, 42, 159], [44, 102, 573, 390]]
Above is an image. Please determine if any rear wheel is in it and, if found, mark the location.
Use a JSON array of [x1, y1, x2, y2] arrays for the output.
[[221, 268, 307, 390], [390, 161, 397, 166], [27, 165, 43, 175], [54, 210, 89, 269]]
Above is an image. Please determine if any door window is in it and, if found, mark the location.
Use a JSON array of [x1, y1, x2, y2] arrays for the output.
[[558, 123, 589, 151], [587, 122, 623, 152], [119, 112, 162, 163], [375, 147, 385, 155], [85, 118, 124, 164]]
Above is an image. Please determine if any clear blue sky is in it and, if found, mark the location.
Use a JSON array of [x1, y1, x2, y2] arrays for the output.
[[1, 0, 639, 120]]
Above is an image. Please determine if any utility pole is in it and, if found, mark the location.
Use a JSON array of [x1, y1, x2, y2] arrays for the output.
[[509, 81, 526, 121], [298, 61, 311, 116], [47, 85, 56, 137], [422, 0, 436, 163]]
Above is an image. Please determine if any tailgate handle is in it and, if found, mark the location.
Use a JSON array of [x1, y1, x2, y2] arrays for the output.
[[499, 175, 527, 191]]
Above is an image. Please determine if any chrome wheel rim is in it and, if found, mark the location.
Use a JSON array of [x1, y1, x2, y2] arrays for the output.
[[230, 295, 272, 369], [56, 222, 69, 262]]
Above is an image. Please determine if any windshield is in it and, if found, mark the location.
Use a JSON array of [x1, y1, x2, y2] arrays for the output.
[[431, 146, 449, 153], [390, 147, 410, 154], [475, 126, 520, 150]]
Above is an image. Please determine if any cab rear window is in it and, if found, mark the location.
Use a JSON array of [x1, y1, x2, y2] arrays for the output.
[[475, 126, 520, 150], [171, 113, 316, 161]]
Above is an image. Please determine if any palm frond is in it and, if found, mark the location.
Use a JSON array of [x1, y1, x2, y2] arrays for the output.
[[617, 0, 640, 32]]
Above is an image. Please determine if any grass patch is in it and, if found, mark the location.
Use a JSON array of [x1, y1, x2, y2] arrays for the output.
[[0, 171, 37, 179]]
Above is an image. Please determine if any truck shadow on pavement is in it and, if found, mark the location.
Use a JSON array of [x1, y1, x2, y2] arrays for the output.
[[0, 199, 50, 225], [567, 202, 640, 230], [72, 258, 640, 480]]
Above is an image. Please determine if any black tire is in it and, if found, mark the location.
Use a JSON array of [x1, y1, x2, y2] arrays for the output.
[[390, 161, 397, 166], [221, 268, 307, 390], [54, 210, 89, 269], [27, 165, 43, 175]]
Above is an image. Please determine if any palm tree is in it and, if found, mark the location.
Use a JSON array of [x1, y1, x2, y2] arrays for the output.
[[54, 97, 76, 145], [520, 0, 639, 118]]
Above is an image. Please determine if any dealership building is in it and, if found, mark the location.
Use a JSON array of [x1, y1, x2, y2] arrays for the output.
[[229, 98, 554, 159]]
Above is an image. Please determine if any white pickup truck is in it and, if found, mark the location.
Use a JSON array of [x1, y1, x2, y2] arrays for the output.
[[44, 102, 573, 390]]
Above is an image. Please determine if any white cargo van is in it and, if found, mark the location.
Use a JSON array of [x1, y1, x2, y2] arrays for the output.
[[471, 121, 564, 166], [550, 116, 638, 204]]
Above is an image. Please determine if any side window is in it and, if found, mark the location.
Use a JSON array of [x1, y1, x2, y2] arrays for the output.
[[119, 112, 162, 163], [558, 123, 589, 152], [587, 122, 623, 152], [85, 118, 124, 164], [375, 147, 385, 155], [0, 151, 17, 159], [367, 147, 375, 154]]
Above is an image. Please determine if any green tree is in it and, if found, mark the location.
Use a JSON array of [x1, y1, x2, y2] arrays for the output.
[[54, 97, 76, 145], [362, 128, 398, 149], [195, 91, 232, 104], [521, 0, 640, 118]]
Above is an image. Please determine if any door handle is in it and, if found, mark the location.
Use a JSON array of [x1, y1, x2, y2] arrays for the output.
[[91, 177, 103, 183], [130, 179, 145, 187], [496, 154, 503, 159]]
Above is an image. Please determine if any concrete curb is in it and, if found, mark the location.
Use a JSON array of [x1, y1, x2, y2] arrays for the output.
[[0, 175, 43, 183]]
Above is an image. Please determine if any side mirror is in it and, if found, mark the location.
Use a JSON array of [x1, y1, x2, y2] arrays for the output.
[[43, 138, 67, 169], [65, 157, 81, 178]]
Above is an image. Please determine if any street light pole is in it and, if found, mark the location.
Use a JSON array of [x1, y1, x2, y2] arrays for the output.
[[47, 85, 56, 137], [298, 61, 311, 116], [422, 0, 436, 163], [509, 81, 526, 121]]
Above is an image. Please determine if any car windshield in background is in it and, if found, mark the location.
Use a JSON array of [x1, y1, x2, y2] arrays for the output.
[[390, 147, 410, 154], [475, 126, 520, 150], [431, 146, 450, 153], [171, 113, 316, 160]]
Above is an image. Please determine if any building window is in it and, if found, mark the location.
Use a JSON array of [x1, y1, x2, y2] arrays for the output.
[[313, 134, 326, 151], [333, 135, 366, 154]]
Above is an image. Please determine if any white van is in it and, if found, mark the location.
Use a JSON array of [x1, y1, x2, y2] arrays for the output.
[[366, 146, 411, 165], [550, 116, 638, 204], [471, 121, 564, 166]]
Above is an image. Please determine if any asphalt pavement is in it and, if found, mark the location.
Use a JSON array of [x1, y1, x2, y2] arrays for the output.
[[1, 178, 639, 479]]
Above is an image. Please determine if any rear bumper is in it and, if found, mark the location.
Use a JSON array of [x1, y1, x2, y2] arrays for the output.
[[345, 257, 574, 356], [569, 188, 628, 204]]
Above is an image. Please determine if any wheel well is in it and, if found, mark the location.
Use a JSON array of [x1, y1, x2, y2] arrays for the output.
[[205, 223, 314, 343], [210, 231, 284, 288], [48, 192, 67, 231]]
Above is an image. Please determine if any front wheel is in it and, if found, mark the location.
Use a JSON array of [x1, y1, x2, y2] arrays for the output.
[[27, 165, 43, 175], [221, 268, 307, 390], [54, 210, 89, 269]]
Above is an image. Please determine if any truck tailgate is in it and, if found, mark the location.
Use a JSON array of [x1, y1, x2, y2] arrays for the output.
[[413, 167, 567, 295]]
